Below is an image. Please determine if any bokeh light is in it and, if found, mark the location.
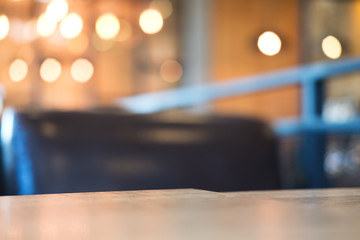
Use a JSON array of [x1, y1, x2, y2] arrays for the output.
[[322, 35, 342, 59], [150, 0, 173, 19], [37, 13, 57, 37], [46, 0, 68, 22], [71, 58, 94, 83], [257, 31, 282, 56], [95, 13, 120, 40], [40, 58, 62, 83], [60, 13, 83, 39], [139, 9, 163, 34], [160, 60, 182, 83], [9, 59, 28, 82], [0, 15, 10, 40]]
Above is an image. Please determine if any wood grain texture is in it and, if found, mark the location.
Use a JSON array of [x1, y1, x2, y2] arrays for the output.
[[1, 188, 360, 240]]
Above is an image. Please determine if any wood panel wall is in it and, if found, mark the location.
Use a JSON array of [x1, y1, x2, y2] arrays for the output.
[[211, 0, 300, 121]]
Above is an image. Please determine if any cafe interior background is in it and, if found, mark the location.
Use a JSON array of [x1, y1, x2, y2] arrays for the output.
[[1, 0, 360, 195]]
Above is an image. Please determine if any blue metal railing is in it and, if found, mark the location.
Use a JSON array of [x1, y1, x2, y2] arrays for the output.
[[117, 57, 360, 188], [117, 57, 360, 135], [117, 58, 360, 110]]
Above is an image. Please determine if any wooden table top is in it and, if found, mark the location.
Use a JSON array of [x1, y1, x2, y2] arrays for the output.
[[1, 188, 360, 240]]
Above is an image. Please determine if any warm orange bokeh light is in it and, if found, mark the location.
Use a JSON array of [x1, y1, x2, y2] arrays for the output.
[[37, 14, 57, 37], [60, 13, 83, 39], [160, 60, 183, 83], [0, 15, 10, 40], [9, 59, 28, 82], [95, 13, 120, 40], [139, 9, 163, 34], [71, 58, 94, 83], [40, 58, 62, 83]]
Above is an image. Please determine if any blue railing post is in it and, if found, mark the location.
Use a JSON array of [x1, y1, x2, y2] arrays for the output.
[[302, 80, 318, 123], [301, 77, 328, 188]]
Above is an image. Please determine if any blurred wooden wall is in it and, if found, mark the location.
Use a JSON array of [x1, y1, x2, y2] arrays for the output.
[[211, 0, 300, 122]]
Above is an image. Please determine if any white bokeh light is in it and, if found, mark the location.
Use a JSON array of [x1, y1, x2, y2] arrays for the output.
[[71, 58, 94, 83], [257, 31, 282, 56], [95, 13, 120, 40], [0, 15, 10, 40], [40, 58, 62, 83], [139, 9, 163, 34], [60, 13, 83, 39], [37, 14, 57, 37], [322, 35, 342, 59], [9, 59, 28, 82], [46, 0, 68, 22]]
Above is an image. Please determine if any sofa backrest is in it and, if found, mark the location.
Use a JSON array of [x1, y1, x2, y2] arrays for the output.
[[1, 109, 280, 195]]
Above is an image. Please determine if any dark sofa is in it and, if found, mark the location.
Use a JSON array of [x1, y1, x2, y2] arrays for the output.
[[0, 108, 280, 195]]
